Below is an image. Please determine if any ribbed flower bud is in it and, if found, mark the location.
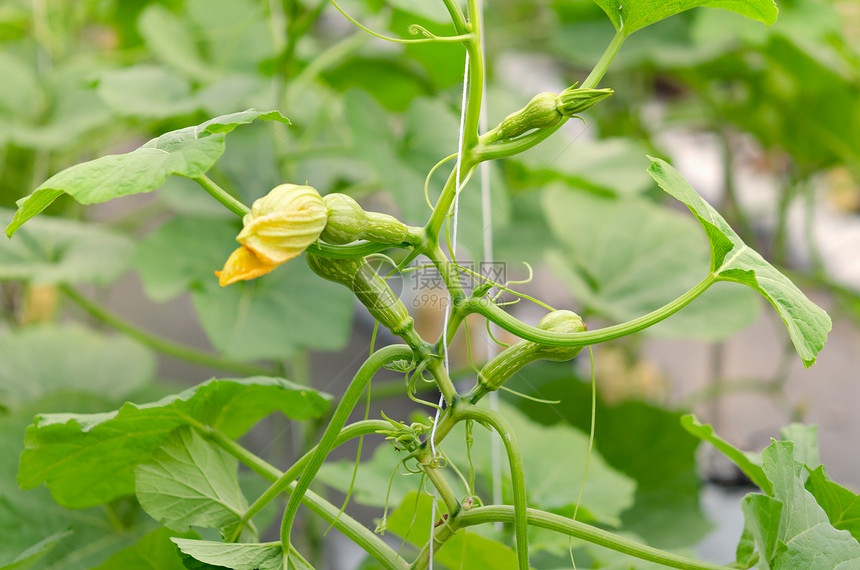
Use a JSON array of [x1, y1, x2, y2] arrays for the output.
[[320, 193, 408, 245], [237, 184, 327, 265], [556, 86, 613, 117]]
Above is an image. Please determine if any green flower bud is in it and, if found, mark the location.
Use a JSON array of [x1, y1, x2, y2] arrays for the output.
[[237, 184, 327, 265], [493, 92, 563, 141], [556, 86, 613, 117], [320, 193, 408, 245], [472, 310, 586, 397], [305, 252, 413, 335]]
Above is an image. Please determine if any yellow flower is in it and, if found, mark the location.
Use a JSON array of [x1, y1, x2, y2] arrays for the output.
[[215, 245, 278, 287], [215, 184, 327, 286], [237, 184, 327, 265]]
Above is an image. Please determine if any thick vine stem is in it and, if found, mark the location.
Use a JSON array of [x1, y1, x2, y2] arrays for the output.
[[229, 419, 392, 541], [193, 423, 409, 569], [280, 344, 415, 565], [59, 285, 277, 377], [459, 274, 717, 347], [459, 405, 530, 570], [459, 506, 733, 570]]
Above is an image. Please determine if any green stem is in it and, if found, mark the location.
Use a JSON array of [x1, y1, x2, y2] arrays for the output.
[[305, 226, 424, 259], [233, 419, 391, 540], [425, 350, 458, 405], [460, 274, 717, 347], [421, 455, 461, 518], [472, 29, 625, 163], [460, 405, 529, 570], [190, 175, 250, 217], [280, 345, 415, 562], [59, 285, 277, 377], [582, 28, 625, 89], [458, 506, 733, 570], [441, 0, 468, 35], [195, 423, 408, 569]]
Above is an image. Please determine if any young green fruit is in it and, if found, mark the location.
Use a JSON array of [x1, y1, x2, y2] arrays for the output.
[[493, 92, 562, 141], [320, 193, 408, 245], [305, 252, 414, 337], [470, 310, 586, 400]]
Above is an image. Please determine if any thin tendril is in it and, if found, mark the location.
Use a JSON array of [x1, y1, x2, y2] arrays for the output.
[[465, 420, 476, 495], [396, 473, 426, 557], [330, 0, 471, 44], [485, 317, 509, 348], [424, 153, 458, 210], [440, 448, 472, 496], [570, 346, 597, 567], [498, 384, 561, 404]]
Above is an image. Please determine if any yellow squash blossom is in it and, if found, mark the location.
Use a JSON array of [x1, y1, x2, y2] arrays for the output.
[[216, 184, 327, 286]]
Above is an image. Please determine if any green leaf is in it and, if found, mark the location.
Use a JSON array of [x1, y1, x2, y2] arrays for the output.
[[191, 259, 355, 360], [92, 527, 194, 570], [543, 186, 761, 341], [0, 324, 154, 411], [515, 137, 654, 198], [385, 492, 520, 569], [806, 466, 860, 543], [590, 0, 777, 36], [757, 441, 860, 568], [172, 540, 312, 570], [647, 157, 831, 367], [0, 528, 72, 570], [18, 377, 330, 508], [96, 65, 196, 119], [740, 494, 783, 569], [0, 210, 134, 286], [6, 110, 290, 238], [680, 415, 770, 494], [509, 364, 711, 548], [135, 427, 250, 535], [779, 423, 820, 469], [133, 216, 238, 302], [172, 540, 282, 570], [137, 5, 216, 82]]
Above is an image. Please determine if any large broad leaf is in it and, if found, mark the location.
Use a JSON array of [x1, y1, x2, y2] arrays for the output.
[[590, 0, 777, 36], [680, 415, 769, 494], [0, 210, 133, 286], [0, 324, 154, 411], [133, 216, 239, 302], [648, 157, 831, 367], [543, 185, 761, 341], [92, 528, 194, 570], [18, 377, 330, 508], [385, 492, 520, 570], [135, 215, 354, 359], [191, 259, 355, 360], [509, 363, 711, 548], [135, 427, 250, 536], [0, 529, 72, 570], [742, 441, 860, 568], [6, 110, 289, 237]]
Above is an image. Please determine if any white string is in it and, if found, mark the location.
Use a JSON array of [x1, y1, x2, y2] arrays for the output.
[[429, 45, 471, 570]]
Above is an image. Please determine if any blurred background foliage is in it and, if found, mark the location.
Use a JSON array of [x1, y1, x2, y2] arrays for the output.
[[1, 0, 859, 568]]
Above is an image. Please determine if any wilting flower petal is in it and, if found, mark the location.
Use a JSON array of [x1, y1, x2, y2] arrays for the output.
[[215, 246, 278, 287]]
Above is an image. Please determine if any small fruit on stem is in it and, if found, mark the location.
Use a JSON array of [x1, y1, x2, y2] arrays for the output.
[[320, 193, 408, 245], [469, 310, 586, 400]]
